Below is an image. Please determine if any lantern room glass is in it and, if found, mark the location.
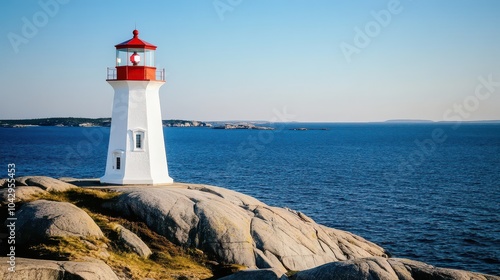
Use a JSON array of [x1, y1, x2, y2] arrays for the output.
[[116, 48, 155, 67]]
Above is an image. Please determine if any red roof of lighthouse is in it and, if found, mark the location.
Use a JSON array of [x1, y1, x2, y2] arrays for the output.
[[115, 29, 157, 50]]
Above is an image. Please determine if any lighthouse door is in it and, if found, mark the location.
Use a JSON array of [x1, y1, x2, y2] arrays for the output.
[[112, 150, 125, 171]]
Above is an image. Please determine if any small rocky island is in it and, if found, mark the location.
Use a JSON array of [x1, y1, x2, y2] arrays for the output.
[[1, 176, 498, 280], [288, 128, 329, 131], [163, 120, 212, 128], [212, 123, 274, 130]]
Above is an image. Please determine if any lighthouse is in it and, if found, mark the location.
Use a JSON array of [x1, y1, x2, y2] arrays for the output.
[[100, 29, 173, 185]]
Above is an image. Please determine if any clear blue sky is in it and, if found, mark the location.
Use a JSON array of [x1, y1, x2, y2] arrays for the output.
[[1, 0, 499, 122]]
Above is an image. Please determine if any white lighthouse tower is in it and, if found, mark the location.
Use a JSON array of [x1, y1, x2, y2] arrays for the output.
[[101, 29, 173, 185]]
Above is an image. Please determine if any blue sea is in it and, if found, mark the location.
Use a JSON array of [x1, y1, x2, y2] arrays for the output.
[[1, 123, 499, 275]]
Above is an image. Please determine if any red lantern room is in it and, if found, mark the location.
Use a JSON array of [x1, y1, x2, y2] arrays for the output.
[[107, 29, 165, 81]]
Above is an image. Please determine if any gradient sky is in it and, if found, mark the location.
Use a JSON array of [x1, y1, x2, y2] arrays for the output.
[[1, 0, 499, 122]]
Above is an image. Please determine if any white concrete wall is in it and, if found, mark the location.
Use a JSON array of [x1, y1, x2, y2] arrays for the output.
[[101, 80, 173, 185]]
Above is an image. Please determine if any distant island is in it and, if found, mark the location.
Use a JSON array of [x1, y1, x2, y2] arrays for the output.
[[0, 118, 211, 128], [385, 119, 500, 124], [288, 127, 329, 131], [0, 118, 112, 128], [163, 119, 211, 127], [384, 119, 434, 123], [212, 123, 274, 130]]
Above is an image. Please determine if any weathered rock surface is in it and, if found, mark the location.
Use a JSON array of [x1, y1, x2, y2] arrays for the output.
[[0, 186, 47, 205], [0, 257, 119, 280], [115, 224, 152, 258], [15, 176, 77, 192], [0, 178, 8, 188], [106, 183, 389, 272], [15, 199, 104, 245], [290, 257, 500, 280], [219, 268, 288, 280]]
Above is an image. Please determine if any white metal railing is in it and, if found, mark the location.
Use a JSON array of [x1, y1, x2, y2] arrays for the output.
[[156, 68, 166, 81], [107, 67, 116, 80]]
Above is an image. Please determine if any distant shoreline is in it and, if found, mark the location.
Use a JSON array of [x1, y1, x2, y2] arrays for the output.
[[0, 118, 210, 128], [0, 117, 499, 128]]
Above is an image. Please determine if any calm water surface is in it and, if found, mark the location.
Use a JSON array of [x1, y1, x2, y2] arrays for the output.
[[1, 123, 499, 275]]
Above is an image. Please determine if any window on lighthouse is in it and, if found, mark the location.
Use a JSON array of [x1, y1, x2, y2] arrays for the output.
[[133, 131, 145, 151], [135, 133, 142, 149], [116, 157, 121, 170]]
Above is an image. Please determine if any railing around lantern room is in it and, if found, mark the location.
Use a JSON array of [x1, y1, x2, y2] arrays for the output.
[[107, 67, 116, 80], [106, 67, 166, 81]]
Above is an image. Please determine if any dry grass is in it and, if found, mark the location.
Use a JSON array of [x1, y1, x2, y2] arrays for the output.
[[28, 234, 212, 280], [27, 187, 215, 280], [34, 188, 121, 212], [29, 235, 108, 260], [107, 251, 212, 280]]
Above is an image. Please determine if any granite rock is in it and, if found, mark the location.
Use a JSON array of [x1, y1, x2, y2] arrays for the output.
[[115, 224, 152, 258], [0, 178, 8, 188], [0, 186, 47, 205], [15, 176, 77, 192], [0, 257, 119, 280], [290, 257, 500, 280], [15, 199, 104, 245], [107, 183, 389, 272]]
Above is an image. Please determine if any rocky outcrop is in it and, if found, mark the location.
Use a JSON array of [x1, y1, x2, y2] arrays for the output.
[[0, 186, 47, 205], [290, 257, 500, 280], [0, 257, 119, 280], [115, 224, 152, 258], [1, 176, 74, 204], [106, 183, 388, 272], [15, 176, 77, 192], [15, 200, 104, 245]]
